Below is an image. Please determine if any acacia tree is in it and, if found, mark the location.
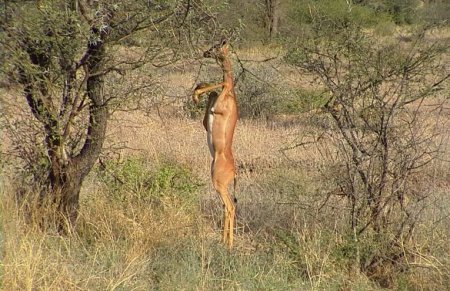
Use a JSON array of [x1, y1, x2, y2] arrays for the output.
[[286, 14, 449, 284], [0, 0, 213, 231]]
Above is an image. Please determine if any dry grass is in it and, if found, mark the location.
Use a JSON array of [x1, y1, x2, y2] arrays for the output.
[[2, 106, 448, 289], [0, 108, 347, 290], [1, 38, 450, 290]]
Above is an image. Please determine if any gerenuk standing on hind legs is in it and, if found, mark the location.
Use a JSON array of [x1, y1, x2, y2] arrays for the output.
[[192, 38, 238, 249]]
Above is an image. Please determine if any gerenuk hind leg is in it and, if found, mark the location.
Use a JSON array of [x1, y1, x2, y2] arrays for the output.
[[215, 185, 235, 249], [212, 162, 236, 249]]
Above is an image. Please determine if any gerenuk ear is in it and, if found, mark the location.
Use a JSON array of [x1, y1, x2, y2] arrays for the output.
[[220, 37, 228, 46]]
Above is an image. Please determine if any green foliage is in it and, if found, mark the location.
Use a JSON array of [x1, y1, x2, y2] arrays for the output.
[[201, 0, 448, 47], [288, 0, 393, 34], [332, 231, 414, 288], [352, 0, 421, 23], [272, 88, 328, 115], [333, 232, 383, 266], [418, 1, 450, 25], [97, 157, 202, 205], [207, 0, 265, 45], [2, 1, 86, 82], [383, 0, 420, 25]]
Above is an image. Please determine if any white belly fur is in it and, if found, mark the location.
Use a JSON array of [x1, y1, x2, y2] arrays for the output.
[[207, 110, 215, 157]]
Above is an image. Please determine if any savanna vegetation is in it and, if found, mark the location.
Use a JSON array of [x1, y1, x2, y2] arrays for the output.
[[1, 0, 449, 290]]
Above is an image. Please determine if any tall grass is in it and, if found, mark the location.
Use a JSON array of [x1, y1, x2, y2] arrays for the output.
[[2, 30, 450, 289], [0, 154, 311, 290], [2, 109, 449, 290]]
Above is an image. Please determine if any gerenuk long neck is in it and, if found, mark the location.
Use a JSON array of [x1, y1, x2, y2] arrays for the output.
[[220, 55, 234, 87]]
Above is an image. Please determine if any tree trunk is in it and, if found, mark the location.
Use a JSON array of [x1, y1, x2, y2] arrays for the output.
[[265, 0, 280, 41], [56, 32, 108, 232], [51, 166, 83, 232], [19, 27, 108, 232]]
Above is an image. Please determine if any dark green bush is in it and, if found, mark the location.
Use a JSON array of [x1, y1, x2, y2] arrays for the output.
[[288, 0, 392, 31], [97, 157, 202, 205]]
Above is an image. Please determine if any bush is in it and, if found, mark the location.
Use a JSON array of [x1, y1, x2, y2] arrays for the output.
[[233, 69, 326, 118], [384, 0, 420, 25], [418, 2, 450, 25], [285, 11, 449, 285], [96, 157, 202, 206], [288, 0, 392, 32], [271, 88, 328, 115], [236, 78, 277, 118]]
